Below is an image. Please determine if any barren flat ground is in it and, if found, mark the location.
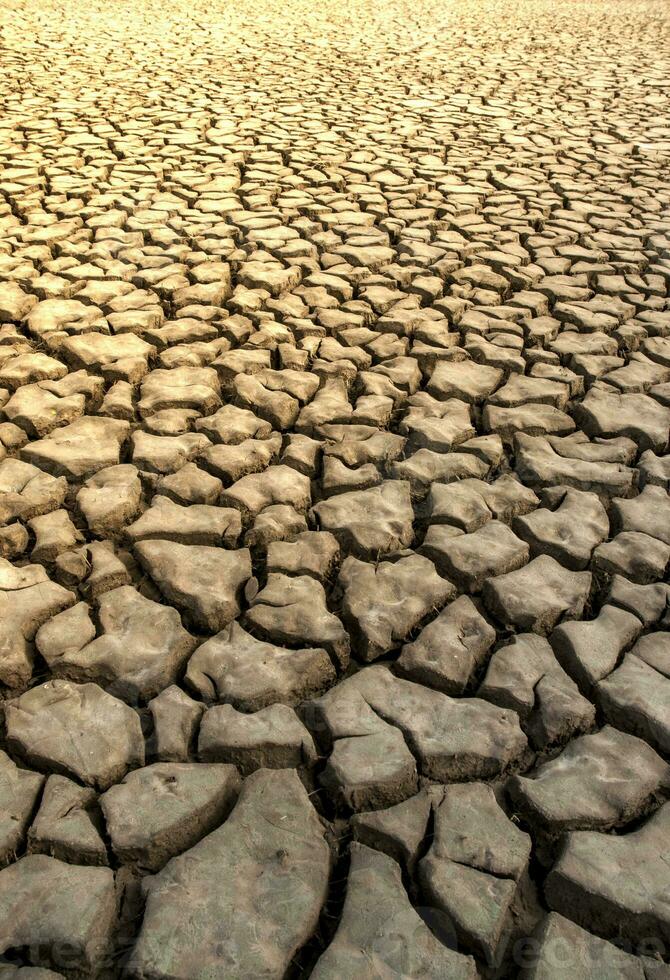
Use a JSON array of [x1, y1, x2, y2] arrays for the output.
[[0, 0, 669, 975]]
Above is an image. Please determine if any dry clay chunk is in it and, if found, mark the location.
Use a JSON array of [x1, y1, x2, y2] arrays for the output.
[[419, 782, 531, 963], [221, 464, 311, 521], [320, 719, 419, 812], [100, 762, 241, 871], [0, 855, 116, 975], [148, 685, 204, 762], [125, 496, 241, 547], [20, 416, 130, 479], [0, 458, 67, 524], [35, 587, 197, 703], [27, 774, 107, 866], [513, 486, 609, 570], [350, 789, 433, 872], [339, 553, 454, 661], [514, 433, 636, 499], [508, 726, 670, 838], [597, 652, 670, 756], [76, 464, 142, 536], [478, 633, 595, 750], [266, 530, 340, 582], [135, 541, 251, 632], [185, 621, 335, 710], [421, 520, 529, 593], [312, 843, 477, 979], [483, 556, 591, 634], [546, 801, 670, 948], [310, 665, 528, 782], [523, 912, 659, 979], [199, 703, 317, 774], [244, 572, 350, 668], [397, 595, 496, 694], [549, 603, 642, 692], [0, 750, 44, 868], [0, 558, 75, 689], [310, 480, 414, 558], [129, 769, 331, 979], [5, 680, 144, 790]]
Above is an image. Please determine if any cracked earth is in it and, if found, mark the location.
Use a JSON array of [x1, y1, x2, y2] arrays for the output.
[[0, 0, 669, 976]]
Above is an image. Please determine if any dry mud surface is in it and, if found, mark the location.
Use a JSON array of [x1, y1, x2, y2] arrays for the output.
[[0, 0, 669, 975]]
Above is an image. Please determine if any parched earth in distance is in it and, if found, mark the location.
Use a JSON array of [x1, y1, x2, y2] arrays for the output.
[[0, 0, 669, 976]]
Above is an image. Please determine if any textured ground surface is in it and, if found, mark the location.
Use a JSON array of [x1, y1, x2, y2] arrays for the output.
[[0, 0, 669, 976]]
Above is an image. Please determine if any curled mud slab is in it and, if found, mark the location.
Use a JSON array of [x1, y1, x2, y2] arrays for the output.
[[0, 0, 669, 976]]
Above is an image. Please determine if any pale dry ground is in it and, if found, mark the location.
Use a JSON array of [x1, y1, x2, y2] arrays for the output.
[[0, 0, 669, 977]]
